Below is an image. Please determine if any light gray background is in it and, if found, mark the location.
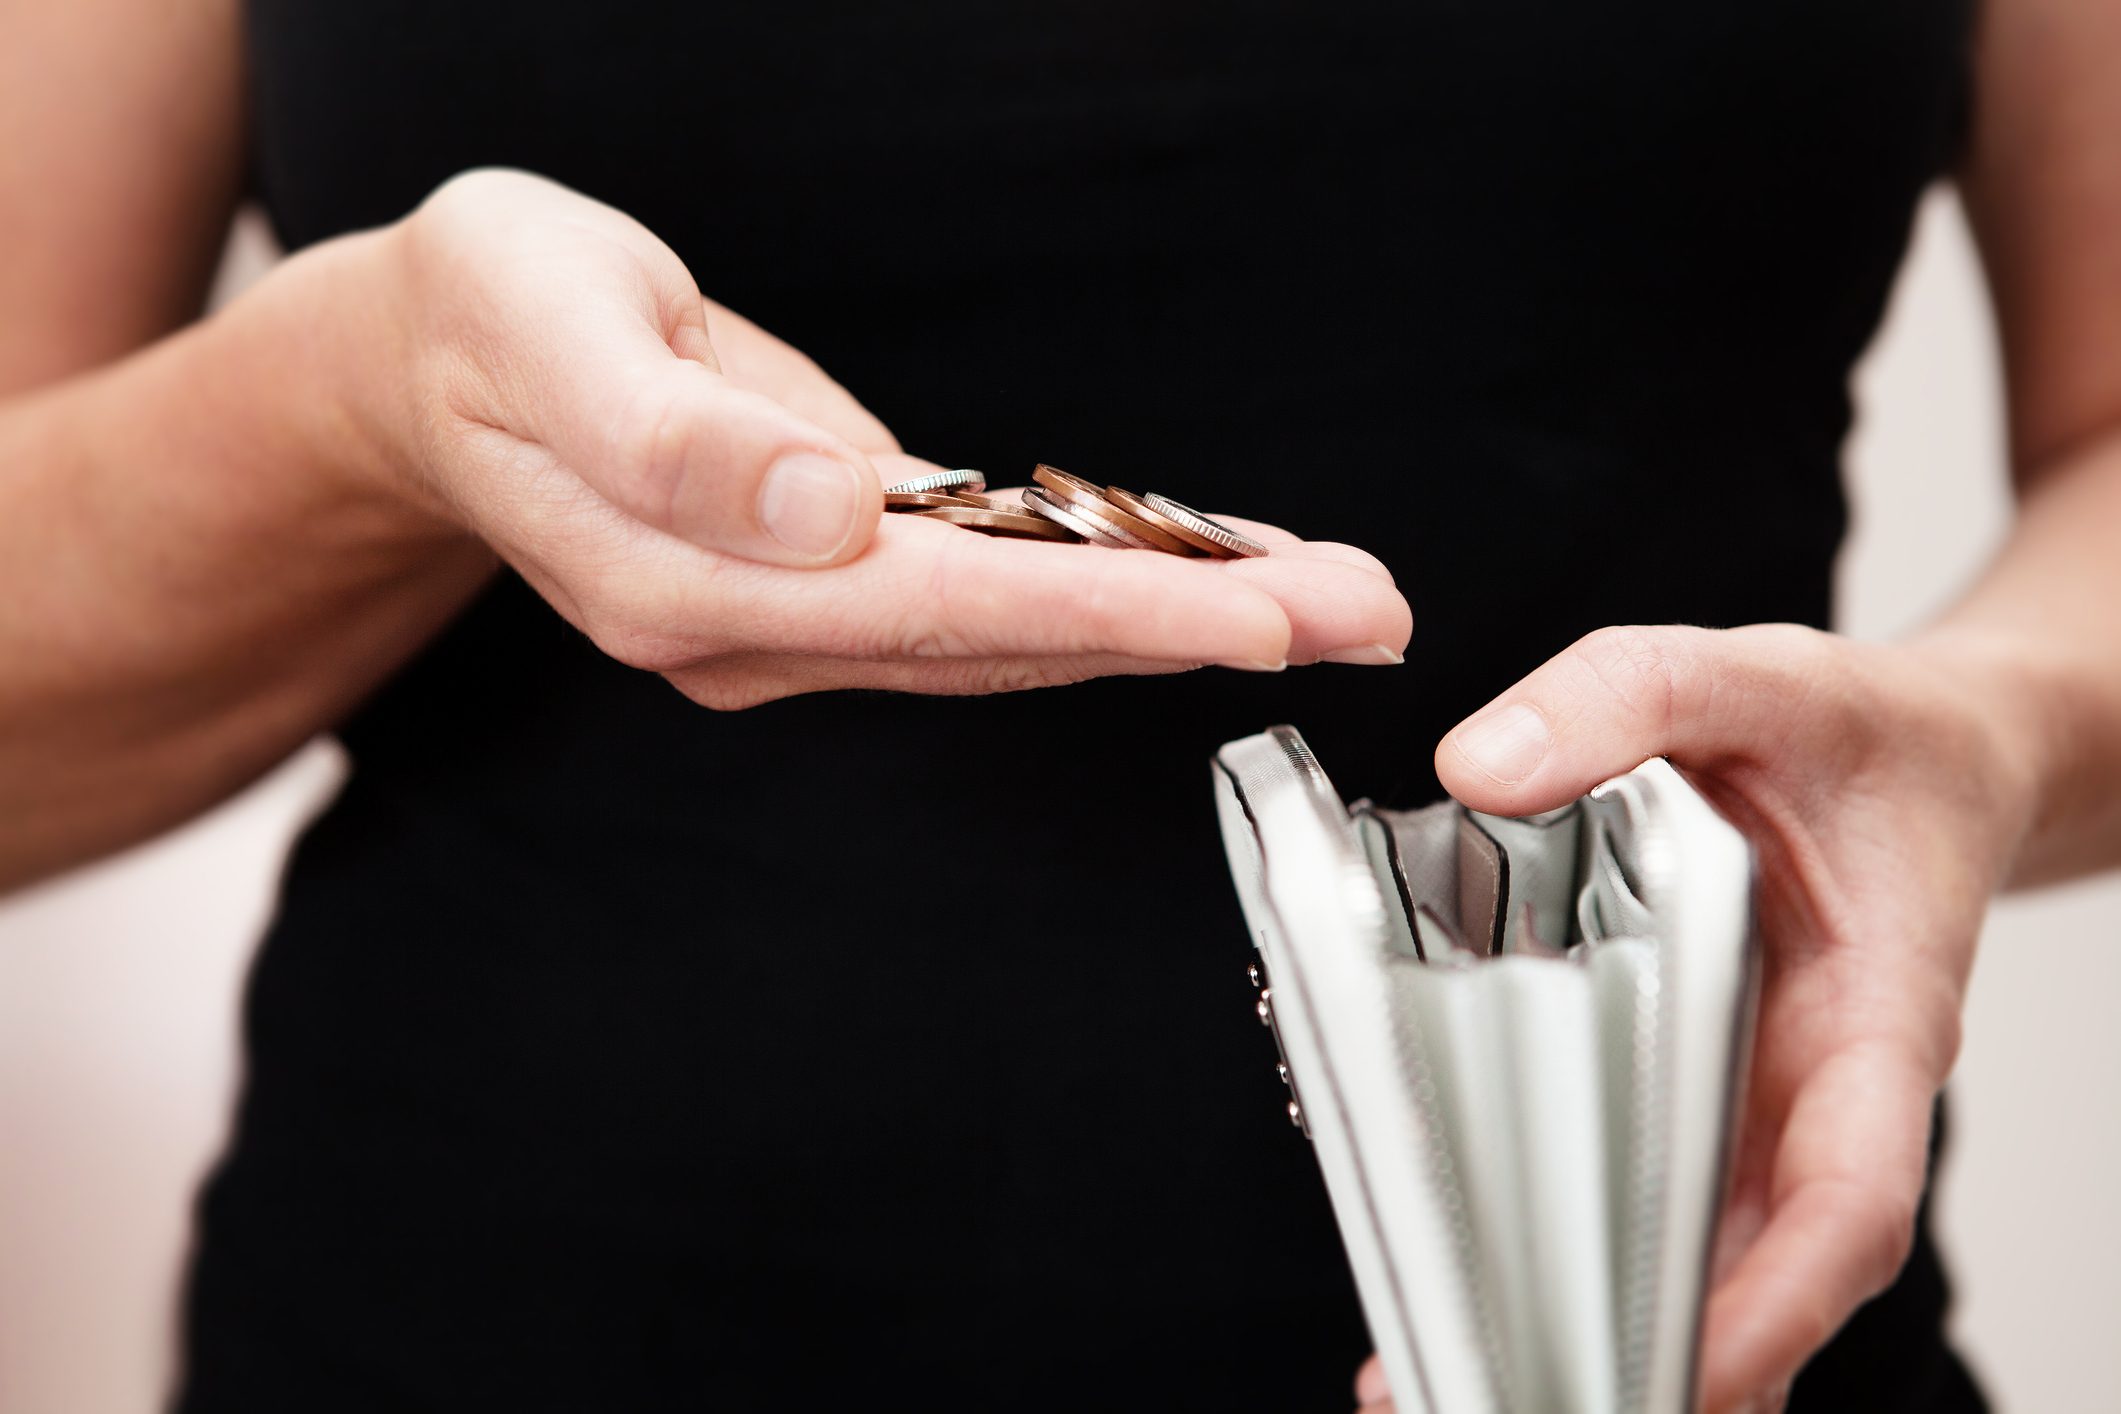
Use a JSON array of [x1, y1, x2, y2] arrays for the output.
[[1, 193, 2116, 1411]]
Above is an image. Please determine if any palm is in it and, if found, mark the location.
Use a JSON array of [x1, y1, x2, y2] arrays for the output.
[[398, 173, 1410, 709], [1687, 661, 2006, 1409]]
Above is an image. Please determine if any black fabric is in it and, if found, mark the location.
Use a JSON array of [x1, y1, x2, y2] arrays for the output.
[[183, 2, 1985, 1408]]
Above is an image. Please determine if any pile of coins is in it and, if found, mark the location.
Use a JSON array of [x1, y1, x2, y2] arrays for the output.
[[883, 465, 1268, 559]]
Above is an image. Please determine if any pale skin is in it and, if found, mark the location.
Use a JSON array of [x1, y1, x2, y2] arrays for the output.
[[2, 3, 2118, 1412]]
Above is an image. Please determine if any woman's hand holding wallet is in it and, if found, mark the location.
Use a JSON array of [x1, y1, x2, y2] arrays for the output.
[[1354, 623, 2037, 1414]]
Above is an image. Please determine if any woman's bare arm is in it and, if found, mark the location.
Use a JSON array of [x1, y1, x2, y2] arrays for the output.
[[0, 0, 493, 886], [1942, 0, 2121, 885], [0, 0, 246, 385]]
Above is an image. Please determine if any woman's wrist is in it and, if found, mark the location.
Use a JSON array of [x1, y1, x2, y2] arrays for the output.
[[193, 223, 469, 545], [1894, 626, 2069, 883]]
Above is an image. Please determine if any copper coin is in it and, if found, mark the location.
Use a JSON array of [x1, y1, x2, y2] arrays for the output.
[[1019, 488, 1152, 549], [1030, 464, 1102, 498], [951, 491, 1025, 511], [1022, 464, 1128, 519], [1057, 486, 1200, 556], [1125, 491, 1269, 559], [914, 506, 1081, 542], [885, 467, 988, 496], [885, 491, 980, 510]]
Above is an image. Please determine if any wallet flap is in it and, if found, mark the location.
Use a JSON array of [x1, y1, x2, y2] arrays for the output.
[[1214, 727, 1500, 1414], [1470, 805, 1583, 954], [1583, 761, 1758, 1411]]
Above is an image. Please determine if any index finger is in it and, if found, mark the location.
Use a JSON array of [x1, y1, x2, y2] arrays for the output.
[[705, 511, 1302, 666]]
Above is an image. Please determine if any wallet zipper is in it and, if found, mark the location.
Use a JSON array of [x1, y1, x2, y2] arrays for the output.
[[1612, 943, 1669, 1414], [1396, 964, 1511, 1410], [1597, 797, 1681, 1414]]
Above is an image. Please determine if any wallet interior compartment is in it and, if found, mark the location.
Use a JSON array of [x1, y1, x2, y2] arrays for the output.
[[1577, 808, 1657, 944], [1473, 805, 1585, 954], [1354, 802, 1508, 957], [1362, 795, 1658, 959]]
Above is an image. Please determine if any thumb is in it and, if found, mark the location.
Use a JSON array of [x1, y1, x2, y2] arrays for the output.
[[1435, 624, 1823, 815], [528, 304, 883, 569]]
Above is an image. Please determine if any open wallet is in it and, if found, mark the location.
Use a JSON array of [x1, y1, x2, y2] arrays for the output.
[[1212, 726, 1760, 1414]]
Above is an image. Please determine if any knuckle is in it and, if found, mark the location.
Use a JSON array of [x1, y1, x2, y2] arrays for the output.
[[1733, 620, 1829, 661], [406, 169, 513, 271], [1566, 625, 1687, 731], [605, 375, 690, 527], [415, 168, 550, 237], [880, 534, 985, 659], [846, 578, 949, 660], [1735, 621, 1843, 703]]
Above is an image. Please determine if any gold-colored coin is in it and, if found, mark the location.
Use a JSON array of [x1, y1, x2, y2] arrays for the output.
[[914, 506, 1082, 541]]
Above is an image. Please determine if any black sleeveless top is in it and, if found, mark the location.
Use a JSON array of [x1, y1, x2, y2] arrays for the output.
[[183, 4, 1984, 1409]]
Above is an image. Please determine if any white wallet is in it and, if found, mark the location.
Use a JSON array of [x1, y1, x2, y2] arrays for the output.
[[1213, 726, 1758, 1414]]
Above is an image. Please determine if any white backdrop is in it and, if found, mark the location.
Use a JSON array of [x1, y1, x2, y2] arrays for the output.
[[1, 193, 2116, 1411]]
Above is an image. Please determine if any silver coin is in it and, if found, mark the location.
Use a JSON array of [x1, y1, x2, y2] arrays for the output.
[[1020, 488, 1152, 549], [1138, 493, 1269, 558], [884, 467, 988, 496]]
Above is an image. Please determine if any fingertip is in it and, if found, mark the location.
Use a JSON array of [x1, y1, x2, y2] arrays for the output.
[[1319, 643, 1405, 666], [1227, 552, 1409, 665], [1436, 702, 1557, 810], [1354, 1356, 1389, 1403]]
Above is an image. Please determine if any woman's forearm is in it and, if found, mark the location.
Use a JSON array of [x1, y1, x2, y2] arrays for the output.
[[1911, 431, 2121, 885], [0, 231, 492, 891]]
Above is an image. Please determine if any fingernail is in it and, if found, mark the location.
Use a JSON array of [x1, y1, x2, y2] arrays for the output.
[[1321, 643, 1404, 666], [759, 453, 865, 560], [1220, 658, 1288, 673], [1451, 702, 1549, 785]]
